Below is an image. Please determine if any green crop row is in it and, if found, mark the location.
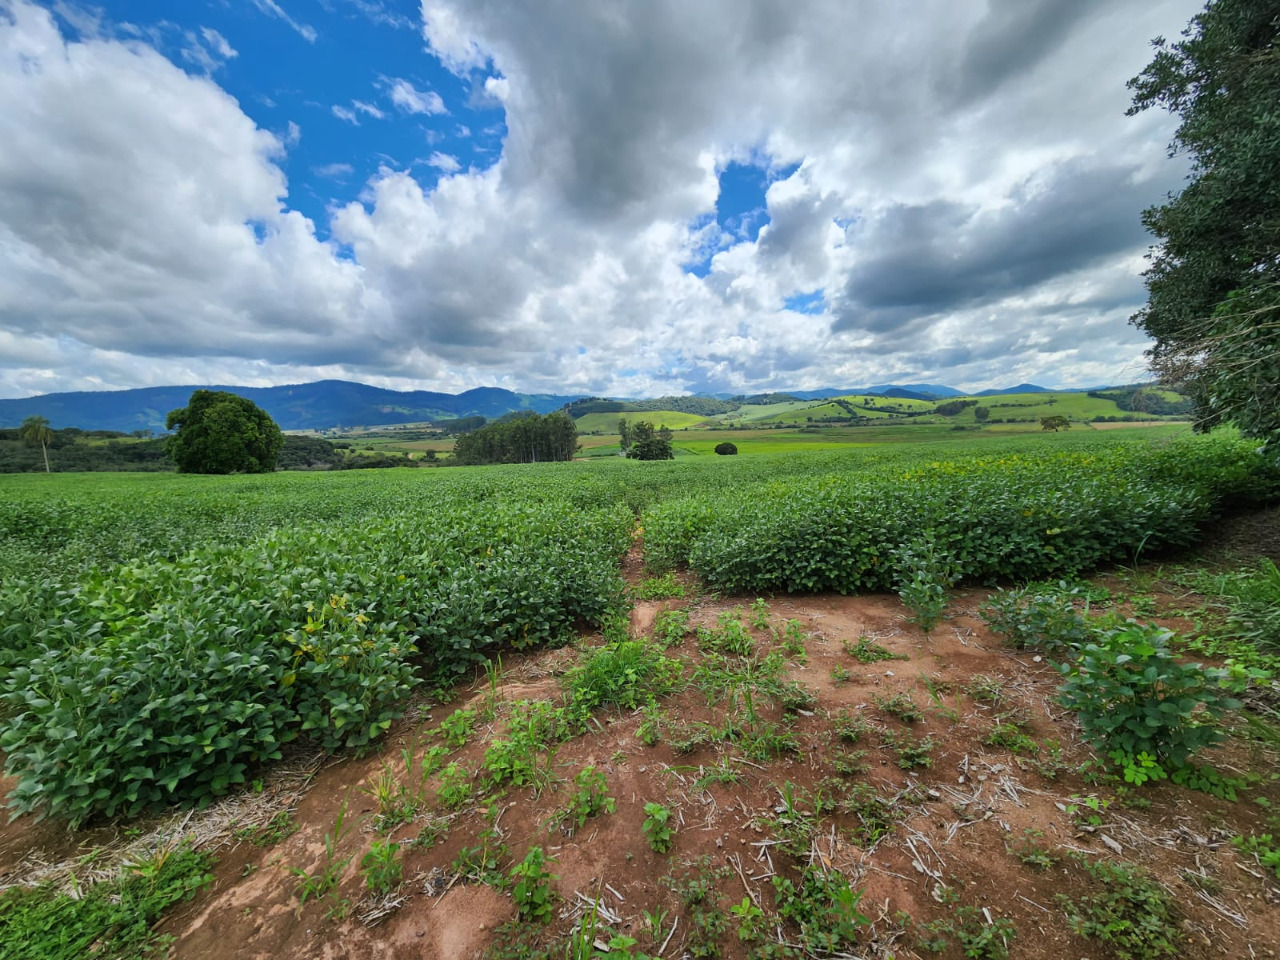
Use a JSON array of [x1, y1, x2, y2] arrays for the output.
[[0, 500, 631, 824], [0, 429, 1221, 583], [642, 434, 1278, 592]]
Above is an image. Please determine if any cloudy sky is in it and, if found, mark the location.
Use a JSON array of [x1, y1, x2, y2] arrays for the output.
[[0, 0, 1200, 399]]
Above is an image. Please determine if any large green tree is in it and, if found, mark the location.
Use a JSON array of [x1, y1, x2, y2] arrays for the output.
[[626, 421, 674, 461], [18, 415, 53, 473], [1128, 0, 1280, 447], [165, 390, 284, 474]]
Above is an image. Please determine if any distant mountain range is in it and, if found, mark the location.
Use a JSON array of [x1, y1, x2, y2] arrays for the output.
[[787, 383, 964, 400], [0, 379, 1101, 432], [786, 383, 1060, 401], [0, 380, 584, 432]]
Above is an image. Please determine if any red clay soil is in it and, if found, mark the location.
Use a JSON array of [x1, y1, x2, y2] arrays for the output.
[[156, 589, 1280, 960]]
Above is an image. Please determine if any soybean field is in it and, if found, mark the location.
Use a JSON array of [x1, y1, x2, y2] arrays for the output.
[[1, 428, 1279, 960], [0, 429, 1273, 823]]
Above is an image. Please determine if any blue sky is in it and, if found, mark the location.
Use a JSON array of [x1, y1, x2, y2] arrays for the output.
[[61, 0, 506, 241], [0, 0, 1203, 399]]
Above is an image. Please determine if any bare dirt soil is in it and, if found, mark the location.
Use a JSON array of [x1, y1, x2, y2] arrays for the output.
[[2, 536, 1279, 960]]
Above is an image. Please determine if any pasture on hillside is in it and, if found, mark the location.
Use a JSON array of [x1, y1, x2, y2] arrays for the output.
[[744, 391, 1188, 428], [574, 411, 712, 434], [0, 428, 1278, 960]]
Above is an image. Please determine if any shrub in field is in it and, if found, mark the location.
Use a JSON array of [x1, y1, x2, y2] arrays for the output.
[[558, 766, 615, 829], [771, 864, 869, 955], [435, 763, 472, 810], [1057, 858, 1179, 960], [893, 539, 957, 633], [980, 585, 1092, 653], [564, 640, 683, 716], [510, 847, 558, 923], [284, 596, 420, 752], [1056, 622, 1261, 782], [360, 840, 403, 894], [483, 700, 567, 794]]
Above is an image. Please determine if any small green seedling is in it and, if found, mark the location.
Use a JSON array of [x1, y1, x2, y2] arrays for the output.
[[642, 802, 674, 853], [510, 847, 558, 923]]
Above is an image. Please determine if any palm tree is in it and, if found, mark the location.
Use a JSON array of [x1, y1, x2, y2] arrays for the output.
[[19, 415, 53, 473]]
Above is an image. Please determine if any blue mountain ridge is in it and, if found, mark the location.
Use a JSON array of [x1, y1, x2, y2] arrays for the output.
[[785, 383, 1062, 401], [2, 379, 1105, 432], [0, 380, 585, 432]]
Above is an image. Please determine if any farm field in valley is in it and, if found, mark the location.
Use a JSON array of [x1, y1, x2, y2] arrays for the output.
[[0, 428, 1278, 960]]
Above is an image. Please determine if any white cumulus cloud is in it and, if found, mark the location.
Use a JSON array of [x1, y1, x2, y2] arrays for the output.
[[388, 77, 447, 115], [427, 152, 460, 172], [0, 0, 1207, 400]]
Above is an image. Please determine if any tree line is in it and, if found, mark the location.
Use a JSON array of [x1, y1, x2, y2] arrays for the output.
[[451, 411, 579, 465], [1087, 387, 1192, 417]]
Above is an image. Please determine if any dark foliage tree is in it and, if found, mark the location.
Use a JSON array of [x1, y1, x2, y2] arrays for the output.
[[1128, 0, 1280, 446], [329, 452, 419, 470], [1087, 386, 1193, 416], [974, 406, 990, 422], [626, 421, 674, 461], [618, 418, 632, 454], [276, 435, 337, 469], [165, 390, 285, 474], [1040, 415, 1071, 432], [451, 412, 578, 465], [935, 399, 979, 417], [714, 442, 738, 456]]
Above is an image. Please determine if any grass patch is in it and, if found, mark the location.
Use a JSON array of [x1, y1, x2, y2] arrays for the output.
[[631, 572, 687, 601], [564, 640, 684, 715], [0, 845, 213, 960], [845, 636, 909, 663], [1058, 858, 1180, 960]]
